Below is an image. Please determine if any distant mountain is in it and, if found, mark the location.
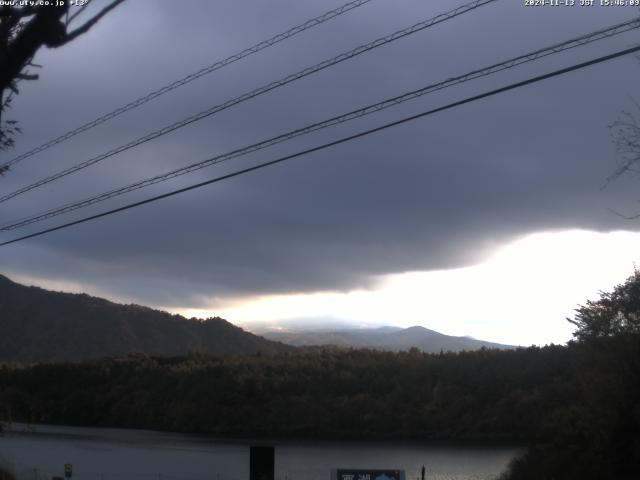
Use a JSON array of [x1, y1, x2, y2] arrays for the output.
[[0, 274, 290, 363], [262, 325, 515, 352], [243, 316, 390, 334]]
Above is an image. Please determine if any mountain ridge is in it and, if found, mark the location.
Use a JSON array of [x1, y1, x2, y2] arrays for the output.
[[0, 274, 290, 362], [262, 324, 515, 352]]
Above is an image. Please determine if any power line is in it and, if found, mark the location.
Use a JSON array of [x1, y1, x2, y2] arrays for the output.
[[2, 43, 639, 248], [0, 0, 376, 170], [0, 0, 499, 205], [3, 16, 639, 232]]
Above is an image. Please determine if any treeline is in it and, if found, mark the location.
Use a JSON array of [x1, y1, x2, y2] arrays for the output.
[[2, 272, 640, 479], [0, 344, 575, 440], [500, 333, 640, 480], [0, 335, 638, 478]]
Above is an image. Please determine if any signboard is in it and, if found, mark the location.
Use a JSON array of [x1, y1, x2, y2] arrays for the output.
[[333, 469, 405, 480], [64, 464, 72, 479]]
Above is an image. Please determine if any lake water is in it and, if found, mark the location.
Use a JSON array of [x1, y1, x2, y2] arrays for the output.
[[0, 424, 520, 480]]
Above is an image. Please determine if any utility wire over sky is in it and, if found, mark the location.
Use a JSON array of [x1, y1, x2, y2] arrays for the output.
[[2, 15, 639, 232], [2, 42, 639, 248], [0, 0, 376, 170], [0, 0, 499, 205]]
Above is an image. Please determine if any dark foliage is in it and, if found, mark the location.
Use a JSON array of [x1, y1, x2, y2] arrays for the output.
[[0, 91, 20, 151], [1, 337, 637, 477], [569, 269, 640, 340], [0, 274, 290, 362], [0, 345, 571, 441], [1, 275, 638, 477], [501, 334, 640, 480], [501, 272, 640, 480], [0, 2, 125, 150]]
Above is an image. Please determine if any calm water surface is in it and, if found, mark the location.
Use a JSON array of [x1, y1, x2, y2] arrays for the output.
[[0, 424, 520, 480]]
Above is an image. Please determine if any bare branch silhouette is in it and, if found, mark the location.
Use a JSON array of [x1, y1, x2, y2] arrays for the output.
[[0, 2, 126, 150]]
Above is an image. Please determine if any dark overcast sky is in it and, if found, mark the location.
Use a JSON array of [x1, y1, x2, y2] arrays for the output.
[[1, 0, 640, 310]]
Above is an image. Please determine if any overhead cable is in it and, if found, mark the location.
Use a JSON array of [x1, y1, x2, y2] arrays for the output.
[[0, 0, 376, 169], [2, 43, 639, 247], [0, 0, 499, 204], [3, 16, 639, 231]]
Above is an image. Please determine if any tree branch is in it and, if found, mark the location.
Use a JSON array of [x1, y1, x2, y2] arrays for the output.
[[13, 6, 38, 18], [62, 0, 125, 44], [16, 73, 38, 81], [607, 207, 640, 220], [0, 1, 125, 151], [66, 2, 90, 26]]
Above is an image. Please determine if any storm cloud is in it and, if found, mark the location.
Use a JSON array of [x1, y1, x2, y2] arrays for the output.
[[1, 0, 639, 308]]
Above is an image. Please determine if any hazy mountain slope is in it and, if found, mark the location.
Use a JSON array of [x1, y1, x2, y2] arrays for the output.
[[263, 325, 515, 352], [0, 274, 289, 362]]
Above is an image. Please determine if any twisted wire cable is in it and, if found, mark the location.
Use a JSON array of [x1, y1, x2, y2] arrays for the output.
[[2, 15, 638, 232], [0, 0, 499, 204], [0, 0, 376, 169]]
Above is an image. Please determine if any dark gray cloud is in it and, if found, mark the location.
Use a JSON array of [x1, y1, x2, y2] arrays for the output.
[[1, 0, 639, 307]]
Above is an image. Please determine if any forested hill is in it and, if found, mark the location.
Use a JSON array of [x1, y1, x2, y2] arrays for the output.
[[0, 274, 290, 362], [0, 345, 571, 440]]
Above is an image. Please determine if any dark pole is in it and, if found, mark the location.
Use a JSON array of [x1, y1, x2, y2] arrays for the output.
[[249, 446, 274, 480]]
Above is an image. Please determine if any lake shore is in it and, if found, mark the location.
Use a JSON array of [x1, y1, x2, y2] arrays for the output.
[[0, 423, 522, 480]]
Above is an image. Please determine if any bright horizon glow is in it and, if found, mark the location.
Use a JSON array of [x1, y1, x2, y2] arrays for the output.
[[181, 230, 640, 346]]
